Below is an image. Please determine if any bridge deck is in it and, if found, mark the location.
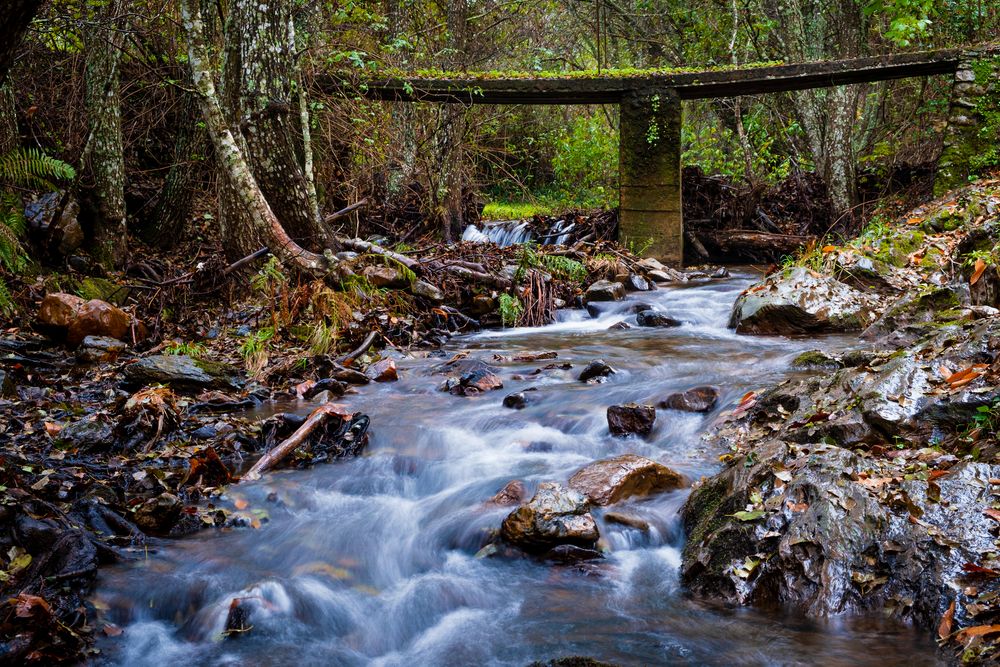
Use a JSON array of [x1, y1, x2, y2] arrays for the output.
[[318, 48, 986, 104]]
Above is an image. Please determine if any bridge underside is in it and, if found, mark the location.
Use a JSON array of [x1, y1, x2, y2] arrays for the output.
[[322, 48, 994, 266]]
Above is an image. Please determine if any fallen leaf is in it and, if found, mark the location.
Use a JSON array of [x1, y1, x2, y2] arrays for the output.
[[103, 624, 123, 637], [962, 562, 1000, 577], [984, 508, 1000, 523], [234, 498, 249, 510], [787, 502, 809, 512], [731, 510, 765, 522], [971, 258, 987, 286], [940, 599, 956, 640], [821, 245, 837, 253], [955, 624, 1000, 642]]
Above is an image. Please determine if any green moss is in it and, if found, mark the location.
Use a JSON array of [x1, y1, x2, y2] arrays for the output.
[[481, 201, 554, 220], [791, 350, 841, 370], [75, 276, 127, 305]]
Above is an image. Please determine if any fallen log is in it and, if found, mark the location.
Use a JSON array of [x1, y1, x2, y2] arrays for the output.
[[693, 229, 816, 263], [242, 402, 349, 482]]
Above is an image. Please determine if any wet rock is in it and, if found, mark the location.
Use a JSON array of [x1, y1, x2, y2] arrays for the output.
[[544, 544, 604, 564], [503, 392, 528, 409], [790, 350, 841, 370], [37, 293, 143, 347], [579, 359, 615, 383], [625, 273, 651, 291], [501, 482, 599, 552], [362, 264, 410, 289], [301, 378, 347, 400], [681, 439, 1000, 632], [603, 512, 650, 531], [411, 280, 445, 302], [608, 321, 632, 331], [635, 310, 681, 328], [729, 267, 885, 335], [133, 493, 183, 535], [59, 415, 114, 452], [488, 480, 527, 506], [711, 267, 730, 279], [439, 359, 503, 396], [525, 441, 553, 453], [658, 385, 719, 413], [861, 286, 967, 344], [37, 292, 85, 330], [584, 280, 626, 302], [365, 358, 398, 382], [606, 403, 656, 437], [123, 355, 244, 392], [569, 454, 684, 505], [76, 335, 127, 364]]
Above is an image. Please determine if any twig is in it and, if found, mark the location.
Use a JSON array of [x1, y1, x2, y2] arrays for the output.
[[242, 403, 349, 481], [336, 330, 378, 365], [324, 199, 367, 223]]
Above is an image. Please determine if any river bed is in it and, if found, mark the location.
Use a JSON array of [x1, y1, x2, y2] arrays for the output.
[[93, 270, 940, 666]]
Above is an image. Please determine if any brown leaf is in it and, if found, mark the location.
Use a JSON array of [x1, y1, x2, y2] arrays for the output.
[[983, 508, 1000, 523], [103, 623, 123, 637], [955, 624, 1000, 642], [14, 594, 51, 619], [971, 258, 987, 286], [962, 562, 1000, 577], [939, 599, 956, 640], [821, 245, 837, 253]]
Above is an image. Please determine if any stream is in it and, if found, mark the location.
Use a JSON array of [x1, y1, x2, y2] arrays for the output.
[[94, 270, 940, 666]]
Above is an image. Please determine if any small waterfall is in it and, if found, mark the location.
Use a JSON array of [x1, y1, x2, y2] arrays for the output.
[[462, 218, 569, 247]]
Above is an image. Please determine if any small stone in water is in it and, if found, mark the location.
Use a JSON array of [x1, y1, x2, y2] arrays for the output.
[[658, 385, 720, 413], [607, 403, 656, 437], [503, 392, 528, 409], [636, 310, 682, 328], [579, 359, 615, 383]]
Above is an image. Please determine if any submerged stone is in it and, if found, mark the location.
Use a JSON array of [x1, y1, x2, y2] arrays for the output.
[[569, 454, 684, 505]]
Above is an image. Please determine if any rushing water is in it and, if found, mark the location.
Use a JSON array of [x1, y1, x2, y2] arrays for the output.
[[94, 270, 941, 666]]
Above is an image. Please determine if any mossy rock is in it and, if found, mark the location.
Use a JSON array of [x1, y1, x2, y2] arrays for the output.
[[791, 350, 842, 370], [75, 276, 129, 305]]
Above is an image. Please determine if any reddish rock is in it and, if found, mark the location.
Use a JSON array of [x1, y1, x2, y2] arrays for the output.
[[658, 385, 720, 413], [569, 454, 684, 505], [66, 299, 135, 346], [366, 358, 398, 382], [38, 293, 143, 347], [500, 482, 599, 552], [37, 293, 85, 330], [487, 480, 527, 506], [607, 403, 656, 437], [362, 265, 409, 289]]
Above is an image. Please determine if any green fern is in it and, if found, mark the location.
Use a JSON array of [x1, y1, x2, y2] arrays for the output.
[[0, 148, 76, 191], [498, 293, 524, 327], [542, 255, 587, 281]]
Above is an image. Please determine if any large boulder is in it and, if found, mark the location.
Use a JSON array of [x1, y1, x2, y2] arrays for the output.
[[681, 439, 1000, 632], [501, 482, 599, 552], [123, 355, 244, 392], [607, 403, 655, 437], [729, 267, 885, 335], [584, 280, 626, 303], [568, 454, 684, 505]]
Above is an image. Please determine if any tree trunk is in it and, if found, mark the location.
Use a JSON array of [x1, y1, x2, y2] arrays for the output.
[[0, 0, 43, 84], [0, 84, 17, 154], [84, 0, 128, 268], [180, 0, 327, 274], [218, 0, 330, 262], [143, 93, 206, 249]]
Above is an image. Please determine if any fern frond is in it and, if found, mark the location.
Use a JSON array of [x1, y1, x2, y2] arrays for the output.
[[0, 277, 14, 317], [0, 207, 27, 273], [0, 148, 76, 191]]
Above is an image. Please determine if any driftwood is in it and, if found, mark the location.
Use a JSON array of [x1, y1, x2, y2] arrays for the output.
[[695, 229, 815, 262], [242, 402, 349, 482]]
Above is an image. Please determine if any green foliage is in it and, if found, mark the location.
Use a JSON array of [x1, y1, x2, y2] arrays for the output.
[[481, 201, 555, 220], [381, 255, 417, 285], [308, 320, 336, 356], [239, 327, 275, 373], [863, 0, 934, 47], [0, 148, 76, 191], [549, 114, 618, 209], [164, 340, 207, 358], [0, 148, 76, 316], [498, 293, 523, 327], [541, 254, 587, 281], [250, 256, 288, 294]]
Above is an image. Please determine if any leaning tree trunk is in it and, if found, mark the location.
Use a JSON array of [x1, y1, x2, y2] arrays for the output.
[[0, 0, 43, 84], [217, 0, 330, 262], [180, 0, 327, 273], [84, 0, 128, 268]]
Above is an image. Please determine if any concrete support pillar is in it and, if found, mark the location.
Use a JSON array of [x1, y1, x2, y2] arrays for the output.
[[619, 87, 683, 266], [935, 51, 1000, 196]]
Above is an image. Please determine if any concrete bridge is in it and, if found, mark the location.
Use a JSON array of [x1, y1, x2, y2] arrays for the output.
[[319, 47, 999, 265]]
